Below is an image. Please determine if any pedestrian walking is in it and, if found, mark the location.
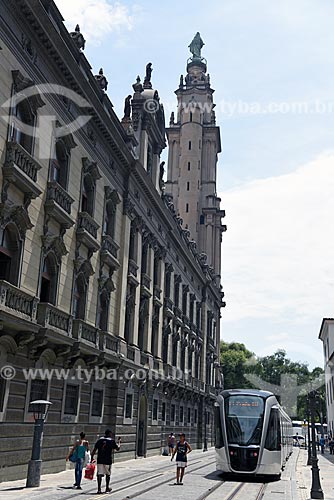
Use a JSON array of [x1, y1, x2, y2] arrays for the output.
[[329, 438, 334, 455], [66, 431, 90, 490], [171, 433, 192, 485], [319, 435, 325, 454], [91, 429, 121, 494], [167, 432, 176, 456]]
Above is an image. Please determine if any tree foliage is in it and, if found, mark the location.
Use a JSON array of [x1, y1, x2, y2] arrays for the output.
[[220, 341, 254, 389], [220, 342, 325, 420]]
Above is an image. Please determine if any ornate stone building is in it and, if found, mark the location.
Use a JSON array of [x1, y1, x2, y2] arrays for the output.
[[0, 1, 225, 481]]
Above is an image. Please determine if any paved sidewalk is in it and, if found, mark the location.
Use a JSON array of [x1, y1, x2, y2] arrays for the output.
[[0, 447, 214, 500], [1, 447, 334, 500], [296, 448, 334, 500]]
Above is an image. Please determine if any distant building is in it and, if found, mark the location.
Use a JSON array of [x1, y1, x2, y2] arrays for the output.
[[0, 1, 225, 481], [319, 318, 334, 437]]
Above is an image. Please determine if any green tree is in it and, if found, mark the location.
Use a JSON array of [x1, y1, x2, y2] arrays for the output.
[[220, 343, 325, 420], [220, 341, 254, 389], [245, 349, 325, 420]]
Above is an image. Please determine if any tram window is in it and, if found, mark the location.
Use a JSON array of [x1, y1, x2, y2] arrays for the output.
[[265, 408, 281, 451], [224, 395, 264, 446], [215, 405, 224, 448]]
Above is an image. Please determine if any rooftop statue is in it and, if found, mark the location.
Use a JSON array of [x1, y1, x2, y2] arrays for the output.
[[188, 32, 204, 59]]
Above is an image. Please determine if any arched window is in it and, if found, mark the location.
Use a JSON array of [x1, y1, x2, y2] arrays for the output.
[[103, 201, 116, 238], [73, 273, 87, 320], [50, 140, 69, 188], [11, 100, 35, 154], [98, 289, 109, 331], [39, 253, 58, 305], [81, 174, 95, 216], [0, 225, 21, 285]]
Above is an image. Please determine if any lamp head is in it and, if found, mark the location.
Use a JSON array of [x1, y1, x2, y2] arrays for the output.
[[29, 400, 52, 421]]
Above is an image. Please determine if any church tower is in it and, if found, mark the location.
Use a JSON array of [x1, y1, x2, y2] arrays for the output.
[[166, 33, 226, 279]]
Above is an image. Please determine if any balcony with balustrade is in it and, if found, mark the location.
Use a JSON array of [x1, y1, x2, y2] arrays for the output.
[[140, 273, 152, 298], [173, 305, 183, 326], [128, 259, 139, 286], [76, 212, 100, 252], [36, 303, 73, 340], [100, 331, 119, 355], [72, 319, 99, 350], [100, 235, 120, 270], [3, 141, 43, 200], [0, 280, 39, 330], [45, 180, 75, 228], [153, 285, 162, 307], [127, 345, 136, 361], [163, 297, 174, 318]]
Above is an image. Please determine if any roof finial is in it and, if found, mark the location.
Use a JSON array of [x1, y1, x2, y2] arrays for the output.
[[188, 32, 204, 60]]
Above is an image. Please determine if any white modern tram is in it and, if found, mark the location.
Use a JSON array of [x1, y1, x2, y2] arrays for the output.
[[215, 389, 293, 478]]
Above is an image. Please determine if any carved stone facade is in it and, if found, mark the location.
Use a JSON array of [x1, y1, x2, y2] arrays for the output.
[[0, 2, 224, 481]]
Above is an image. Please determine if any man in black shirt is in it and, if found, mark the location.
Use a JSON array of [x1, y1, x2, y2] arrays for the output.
[[91, 429, 121, 494]]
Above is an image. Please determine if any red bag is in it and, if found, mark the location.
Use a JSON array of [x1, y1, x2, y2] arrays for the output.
[[84, 462, 96, 480]]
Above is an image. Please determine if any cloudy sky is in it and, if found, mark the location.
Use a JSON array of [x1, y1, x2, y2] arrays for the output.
[[55, 0, 334, 368]]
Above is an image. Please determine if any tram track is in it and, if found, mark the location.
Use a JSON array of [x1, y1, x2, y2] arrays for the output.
[[116, 459, 217, 500], [56, 453, 216, 500], [191, 480, 268, 500]]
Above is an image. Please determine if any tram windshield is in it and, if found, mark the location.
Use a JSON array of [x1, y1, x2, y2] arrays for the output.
[[224, 395, 264, 446]]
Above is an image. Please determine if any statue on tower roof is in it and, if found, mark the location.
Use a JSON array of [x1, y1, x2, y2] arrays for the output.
[[143, 62, 153, 88], [188, 32, 204, 59]]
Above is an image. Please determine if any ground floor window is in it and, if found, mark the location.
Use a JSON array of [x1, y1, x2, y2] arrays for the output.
[[64, 384, 79, 415], [162, 401, 166, 422], [125, 392, 133, 420], [171, 404, 175, 423], [91, 389, 103, 417], [29, 379, 48, 403]]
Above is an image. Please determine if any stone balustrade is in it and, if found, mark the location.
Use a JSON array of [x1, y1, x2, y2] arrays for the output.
[[0, 280, 38, 321], [37, 303, 73, 336], [5, 141, 41, 181], [77, 211, 99, 239], [47, 180, 73, 214], [72, 319, 99, 348]]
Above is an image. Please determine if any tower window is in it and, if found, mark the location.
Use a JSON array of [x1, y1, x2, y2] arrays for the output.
[[188, 162, 191, 171], [199, 140, 201, 149], [190, 112, 193, 122], [200, 215, 205, 225], [187, 181, 190, 191], [188, 141, 191, 150], [186, 203, 189, 213], [198, 180, 200, 189], [198, 161, 200, 169]]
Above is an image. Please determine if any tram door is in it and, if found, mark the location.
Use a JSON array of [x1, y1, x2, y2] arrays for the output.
[[137, 395, 148, 457]]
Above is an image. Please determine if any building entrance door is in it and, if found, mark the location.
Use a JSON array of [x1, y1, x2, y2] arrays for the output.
[[137, 394, 147, 457]]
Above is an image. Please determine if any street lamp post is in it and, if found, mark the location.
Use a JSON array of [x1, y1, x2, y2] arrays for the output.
[[26, 400, 52, 488], [307, 398, 312, 466], [309, 391, 324, 500]]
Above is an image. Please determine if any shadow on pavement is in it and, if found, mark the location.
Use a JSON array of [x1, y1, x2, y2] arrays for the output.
[[0, 487, 25, 491], [204, 471, 280, 483]]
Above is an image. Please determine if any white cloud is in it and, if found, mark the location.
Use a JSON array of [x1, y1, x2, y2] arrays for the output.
[[220, 153, 334, 325], [55, 0, 135, 46]]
